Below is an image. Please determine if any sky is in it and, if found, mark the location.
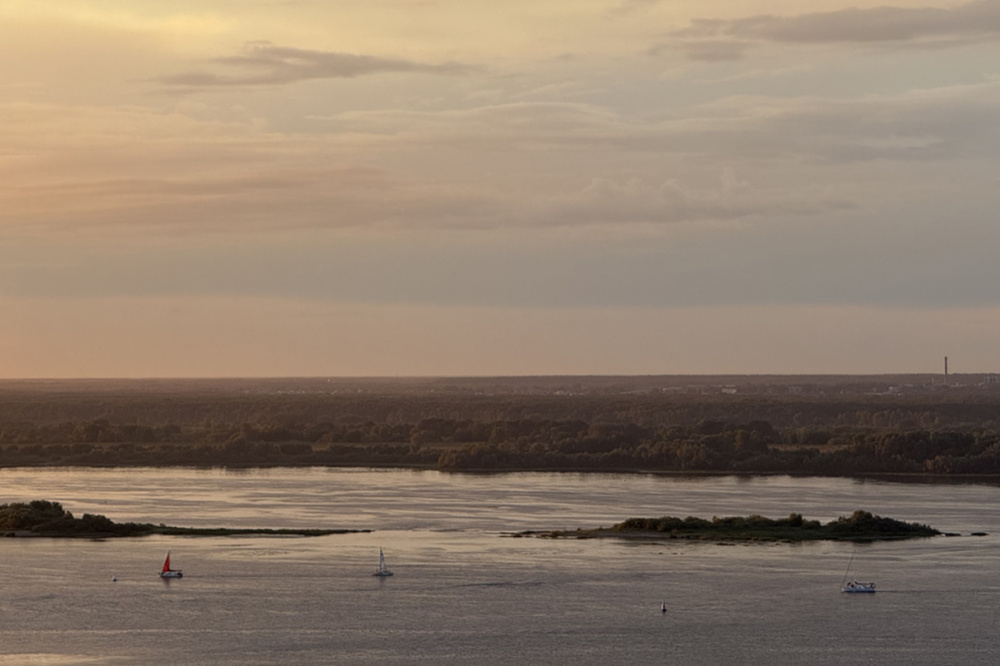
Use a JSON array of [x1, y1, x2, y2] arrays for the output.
[[2, 0, 1000, 377]]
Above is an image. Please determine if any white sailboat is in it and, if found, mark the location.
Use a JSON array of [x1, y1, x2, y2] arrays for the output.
[[842, 580, 876, 593], [372, 547, 393, 577], [840, 552, 874, 593], [160, 551, 183, 578]]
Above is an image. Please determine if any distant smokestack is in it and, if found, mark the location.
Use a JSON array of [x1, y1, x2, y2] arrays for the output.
[[945, 356, 948, 377]]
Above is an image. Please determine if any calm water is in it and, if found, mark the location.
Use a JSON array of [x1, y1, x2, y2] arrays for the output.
[[1, 468, 999, 665]]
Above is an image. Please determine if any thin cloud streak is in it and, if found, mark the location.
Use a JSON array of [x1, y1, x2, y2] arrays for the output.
[[155, 41, 475, 88], [609, 0, 661, 17], [669, 0, 1000, 61], [4, 79, 999, 234], [319, 85, 1000, 164]]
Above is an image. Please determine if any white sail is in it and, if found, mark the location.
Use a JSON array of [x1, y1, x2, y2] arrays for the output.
[[372, 547, 393, 577]]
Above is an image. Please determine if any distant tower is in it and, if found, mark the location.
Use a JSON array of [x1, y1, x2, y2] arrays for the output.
[[944, 356, 948, 378]]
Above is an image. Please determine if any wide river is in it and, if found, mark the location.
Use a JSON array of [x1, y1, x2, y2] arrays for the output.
[[1, 468, 998, 665]]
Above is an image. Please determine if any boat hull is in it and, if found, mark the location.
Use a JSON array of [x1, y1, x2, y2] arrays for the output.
[[842, 583, 875, 593], [160, 571, 183, 578]]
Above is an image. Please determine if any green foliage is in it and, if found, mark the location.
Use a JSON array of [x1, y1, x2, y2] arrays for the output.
[[3, 382, 1000, 475], [5, 417, 1000, 474], [605, 510, 938, 541], [0, 500, 152, 535], [827, 509, 937, 536], [0, 500, 70, 530], [0, 500, 362, 537]]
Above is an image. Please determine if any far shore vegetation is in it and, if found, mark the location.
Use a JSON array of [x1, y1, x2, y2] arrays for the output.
[[3, 376, 1000, 476], [0, 500, 368, 538], [516, 510, 941, 542]]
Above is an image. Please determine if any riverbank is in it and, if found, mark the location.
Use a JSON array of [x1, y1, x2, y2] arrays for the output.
[[5, 460, 1000, 486]]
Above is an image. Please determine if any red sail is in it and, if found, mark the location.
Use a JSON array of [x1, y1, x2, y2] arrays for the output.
[[162, 552, 171, 573]]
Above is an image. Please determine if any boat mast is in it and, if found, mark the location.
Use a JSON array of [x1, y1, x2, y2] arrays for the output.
[[841, 551, 855, 587]]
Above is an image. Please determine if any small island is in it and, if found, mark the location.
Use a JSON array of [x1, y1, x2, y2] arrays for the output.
[[516, 510, 940, 542], [1, 500, 368, 538]]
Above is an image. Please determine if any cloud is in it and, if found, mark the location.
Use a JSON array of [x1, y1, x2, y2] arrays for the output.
[[539, 172, 850, 227], [670, 0, 1000, 60], [658, 40, 751, 62], [609, 0, 661, 17], [697, 83, 1000, 163], [155, 41, 473, 88], [4, 78, 999, 237], [318, 83, 1000, 164], [314, 102, 630, 147]]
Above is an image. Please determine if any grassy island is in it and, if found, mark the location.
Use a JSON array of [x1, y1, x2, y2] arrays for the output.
[[519, 510, 940, 542], [0, 500, 368, 538]]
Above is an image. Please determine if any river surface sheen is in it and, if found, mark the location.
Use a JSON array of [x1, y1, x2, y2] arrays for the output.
[[1, 468, 999, 665]]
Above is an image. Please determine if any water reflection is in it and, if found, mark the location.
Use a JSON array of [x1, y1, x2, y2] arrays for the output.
[[1, 468, 999, 665], [2, 467, 999, 534]]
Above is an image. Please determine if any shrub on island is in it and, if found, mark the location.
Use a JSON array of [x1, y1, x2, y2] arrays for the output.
[[602, 510, 938, 541]]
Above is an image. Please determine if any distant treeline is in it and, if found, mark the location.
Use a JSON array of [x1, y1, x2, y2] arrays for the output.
[[3, 386, 1000, 431], [3, 417, 1000, 475], [434, 420, 1000, 474]]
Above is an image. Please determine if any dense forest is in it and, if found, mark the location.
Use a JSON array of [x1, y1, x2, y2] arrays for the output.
[[2, 377, 1000, 475]]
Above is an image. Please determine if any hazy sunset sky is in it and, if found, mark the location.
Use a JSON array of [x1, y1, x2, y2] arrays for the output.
[[2, 0, 999, 377]]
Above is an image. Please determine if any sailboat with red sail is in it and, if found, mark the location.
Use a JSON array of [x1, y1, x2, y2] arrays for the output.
[[160, 551, 183, 578]]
